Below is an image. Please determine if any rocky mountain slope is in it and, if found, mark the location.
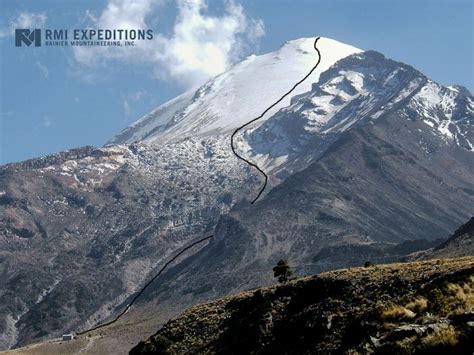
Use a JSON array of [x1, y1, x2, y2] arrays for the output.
[[132, 109, 473, 339], [134, 52, 474, 323], [0, 140, 254, 349], [131, 257, 474, 354], [0, 36, 473, 351], [410, 217, 474, 260]]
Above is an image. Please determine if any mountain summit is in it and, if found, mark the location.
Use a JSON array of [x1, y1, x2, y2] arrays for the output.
[[108, 37, 361, 145]]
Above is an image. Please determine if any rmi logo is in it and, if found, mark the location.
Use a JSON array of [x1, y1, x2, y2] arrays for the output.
[[15, 29, 41, 47]]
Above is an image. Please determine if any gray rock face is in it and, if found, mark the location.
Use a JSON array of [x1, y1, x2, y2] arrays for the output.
[[0, 47, 473, 350]]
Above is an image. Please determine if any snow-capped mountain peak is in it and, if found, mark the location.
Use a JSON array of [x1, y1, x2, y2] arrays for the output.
[[108, 37, 361, 145], [239, 50, 473, 177], [108, 37, 472, 185]]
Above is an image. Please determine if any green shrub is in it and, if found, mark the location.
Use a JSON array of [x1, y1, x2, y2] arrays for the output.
[[273, 259, 293, 283]]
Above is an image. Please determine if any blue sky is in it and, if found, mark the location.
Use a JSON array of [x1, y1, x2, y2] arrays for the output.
[[0, 0, 472, 164]]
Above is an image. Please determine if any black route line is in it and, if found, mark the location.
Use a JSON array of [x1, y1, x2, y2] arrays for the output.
[[74, 36, 322, 336], [76, 235, 213, 336], [230, 37, 322, 204]]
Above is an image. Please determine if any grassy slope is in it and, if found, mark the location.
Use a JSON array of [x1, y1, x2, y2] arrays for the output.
[[131, 257, 474, 354]]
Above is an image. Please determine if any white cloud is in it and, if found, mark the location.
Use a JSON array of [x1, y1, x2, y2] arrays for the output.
[[0, 12, 47, 38], [156, 0, 265, 86], [73, 0, 264, 87], [35, 61, 49, 79], [73, 0, 157, 65]]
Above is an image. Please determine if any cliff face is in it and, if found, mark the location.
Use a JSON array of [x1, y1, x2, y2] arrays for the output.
[[131, 257, 474, 355]]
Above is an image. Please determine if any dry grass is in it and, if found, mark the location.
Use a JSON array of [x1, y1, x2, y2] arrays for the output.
[[432, 275, 474, 316], [381, 304, 416, 321], [405, 297, 428, 313], [422, 325, 458, 348], [449, 275, 474, 312]]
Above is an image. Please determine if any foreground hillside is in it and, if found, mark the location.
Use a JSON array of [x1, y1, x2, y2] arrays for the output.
[[131, 257, 474, 354]]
